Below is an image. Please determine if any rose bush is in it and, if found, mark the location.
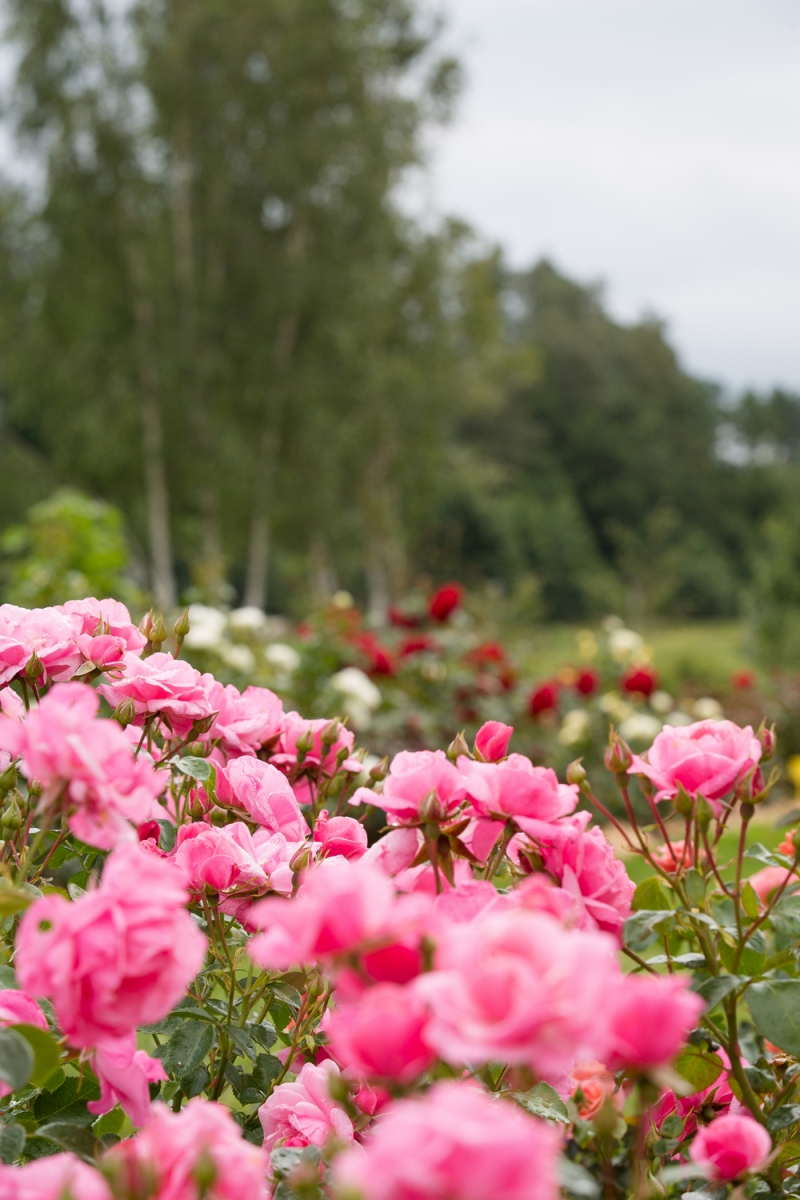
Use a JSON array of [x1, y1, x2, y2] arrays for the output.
[[0, 598, 796, 1200]]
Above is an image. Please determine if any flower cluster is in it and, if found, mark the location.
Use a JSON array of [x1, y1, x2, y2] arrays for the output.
[[0, 598, 793, 1200]]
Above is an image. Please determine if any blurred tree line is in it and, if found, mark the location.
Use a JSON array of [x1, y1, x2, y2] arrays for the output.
[[0, 0, 797, 646]]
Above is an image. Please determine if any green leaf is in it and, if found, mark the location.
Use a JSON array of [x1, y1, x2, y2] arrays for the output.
[[623, 909, 674, 951], [0, 884, 35, 917], [92, 1108, 124, 1137], [513, 1081, 569, 1124], [37, 1120, 97, 1163], [0, 1028, 34, 1091], [175, 756, 213, 782], [246, 1022, 277, 1051], [674, 1047, 724, 1092], [684, 869, 706, 908], [771, 895, 800, 939], [11, 1024, 61, 1088], [157, 820, 177, 853], [748, 980, 800, 1056], [774, 1140, 800, 1166], [33, 1073, 101, 1125], [765, 1105, 800, 1134], [160, 1020, 215, 1084], [252, 1054, 282, 1092], [225, 1025, 258, 1063], [744, 843, 792, 869], [632, 876, 673, 912], [269, 1000, 293, 1033], [182, 1064, 210, 1098], [559, 1158, 600, 1199], [0, 967, 17, 989], [693, 974, 744, 1010], [0, 1123, 25, 1164], [720, 931, 766, 976], [742, 881, 761, 921], [648, 954, 706, 969], [271, 982, 302, 1011]]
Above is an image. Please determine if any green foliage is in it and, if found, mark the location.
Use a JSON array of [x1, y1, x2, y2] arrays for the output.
[[1, 489, 136, 606]]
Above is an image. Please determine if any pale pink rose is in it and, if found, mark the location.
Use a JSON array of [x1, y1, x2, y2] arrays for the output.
[[430, 880, 504, 926], [326, 984, 435, 1083], [629, 719, 761, 814], [0, 604, 83, 683], [0, 1153, 111, 1200], [513, 812, 635, 938], [314, 810, 368, 860], [174, 821, 297, 902], [689, 1113, 772, 1181], [394, 857, 473, 896], [16, 842, 206, 1047], [215, 757, 308, 839], [379, 750, 467, 824], [749, 865, 796, 904], [88, 1033, 167, 1127], [0, 682, 165, 849], [458, 755, 577, 822], [363, 827, 423, 876], [415, 908, 618, 1077], [570, 1061, 620, 1120], [652, 1049, 739, 1140], [272, 712, 361, 775], [333, 1080, 560, 1200], [0, 604, 32, 685], [259, 1060, 354, 1152], [98, 651, 216, 738], [605, 974, 704, 1070], [0, 689, 24, 721], [108, 1098, 269, 1199], [207, 682, 283, 757], [0, 988, 48, 1030], [249, 857, 425, 986], [61, 598, 147, 653], [0, 989, 48, 1100], [474, 720, 514, 762], [506, 873, 590, 929]]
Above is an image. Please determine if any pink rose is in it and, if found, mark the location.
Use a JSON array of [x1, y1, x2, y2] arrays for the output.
[[458, 755, 578, 821], [363, 827, 423, 876], [0, 988, 48, 1031], [0, 989, 48, 1100], [272, 712, 361, 775], [513, 812, 635, 937], [749, 865, 796, 904], [605, 974, 704, 1070], [0, 604, 83, 683], [0, 689, 24, 721], [215, 757, 308, 840], [314, 810, 368, 860], [653, 1049, 739, 1141], [107, 1098, 269, 1199], [332, 1080, 560, 1200], [249, 857, 426, 986], [689, 1113, 772, 1181], [174, 821, 297, 902], [259, 1060, 354, 1152], [327, 984, 435, 1083], [16, 842, 206, 1047], [415, 908, 618, 1077], [506, 873, 589, 930], [0, 682, 165, 849], [629, 720, 761, 814], [0, 1153, 111, 1200], [61, 598, 147, 653], [570, 1061, 620, 1121], [207, 682, 283, 757], [380, 750, 466, 824], [88, 1033, 167, 1127], [474, 720, 514, 762], [98, 651, 216, 738]]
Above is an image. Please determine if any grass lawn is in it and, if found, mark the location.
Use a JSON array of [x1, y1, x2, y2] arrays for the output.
[[506, 619, 754, 696]]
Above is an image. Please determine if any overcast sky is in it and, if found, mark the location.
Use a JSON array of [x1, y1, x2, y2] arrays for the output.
[[405, 0, 800, 394]]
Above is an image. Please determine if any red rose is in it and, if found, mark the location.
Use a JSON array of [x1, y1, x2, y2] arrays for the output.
[[428, 584, 463, 622]]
